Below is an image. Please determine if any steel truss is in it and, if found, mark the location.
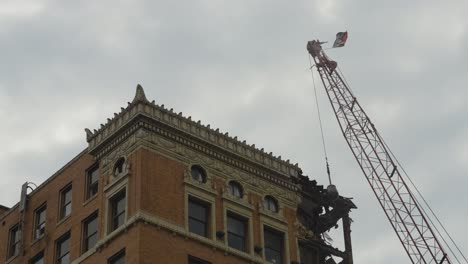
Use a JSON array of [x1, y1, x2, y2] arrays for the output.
[[311, 50, 450, 264]]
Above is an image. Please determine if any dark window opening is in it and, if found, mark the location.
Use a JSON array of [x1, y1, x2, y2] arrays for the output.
[[60, 185, 72, 219], [109, 189, 126, 232], [227, 213, 247, 252], [108, 249, 125, 264], [228, 181, 243, 198], [264, 196, 279, 213], [86, 165, 99, 199], [190, 165, 206, 183], [83, 212, 98, 253], [56, 232, 70, 264], [8, 224, 21, 258], [188, 197, 209, 237], [264, 227, 284, 264], [34, 205, 46, 239], [30, 251, 44, 264], [188, 255, 211, 264], [113, 158, 125, 176]]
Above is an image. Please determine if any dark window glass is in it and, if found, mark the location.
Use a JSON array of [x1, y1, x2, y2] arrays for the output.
[[227, 213, 247, 252], [110, 190, 126, 232], [83, 212, 98, 252], [30, 251, 44, 264], [108, 249, 125, 264], [8, 224, 21, 258], [190, 165, 206, 183], [188, 256, 211, 264], [264, 227, 283, 264], [56, 232, 70, 264], [60, 185, 72, 219], [113, 158, 125, 176], [228, 181, 243, 198], [188, 198, 209, 237], [87, 166, 99, 199], [34, 205, 46, 239], [264, 196, 278, 213]]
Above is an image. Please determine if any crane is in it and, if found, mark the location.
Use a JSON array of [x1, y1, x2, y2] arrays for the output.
[[306, 39, 451, 264]]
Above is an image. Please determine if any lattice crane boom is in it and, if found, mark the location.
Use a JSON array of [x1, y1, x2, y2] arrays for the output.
[[307, 40, 450, 264]]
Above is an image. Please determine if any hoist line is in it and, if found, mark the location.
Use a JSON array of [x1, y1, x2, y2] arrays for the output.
[[308, 54, 332, 186]]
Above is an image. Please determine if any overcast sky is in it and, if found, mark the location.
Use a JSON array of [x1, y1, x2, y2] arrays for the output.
[[1, 0, 467, 263]]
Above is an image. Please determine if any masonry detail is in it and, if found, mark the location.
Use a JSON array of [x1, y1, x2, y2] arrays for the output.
[[0, 85, 356, 264]]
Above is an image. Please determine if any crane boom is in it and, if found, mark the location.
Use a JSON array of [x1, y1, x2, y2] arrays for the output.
[[307, 40, 450, 264]]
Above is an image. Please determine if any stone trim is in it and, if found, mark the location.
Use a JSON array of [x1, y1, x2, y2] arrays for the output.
[[92, 116, 300, 192], [86, 85, 301, 179], [72, 211, 267, 264]]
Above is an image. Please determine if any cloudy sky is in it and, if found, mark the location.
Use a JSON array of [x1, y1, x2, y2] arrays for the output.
[[1, 0, 467, 263]]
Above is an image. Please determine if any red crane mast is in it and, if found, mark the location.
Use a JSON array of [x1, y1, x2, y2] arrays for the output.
[[307, 40, 450, 264]]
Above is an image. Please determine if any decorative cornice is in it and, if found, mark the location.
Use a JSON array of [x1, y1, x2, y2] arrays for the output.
[[85, 84, 301, 179]]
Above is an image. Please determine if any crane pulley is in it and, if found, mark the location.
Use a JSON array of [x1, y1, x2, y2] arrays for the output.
[[307, 39, 451, 264]]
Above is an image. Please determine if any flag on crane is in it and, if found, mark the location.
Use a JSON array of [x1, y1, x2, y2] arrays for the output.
[[333, 31, 348, 48]]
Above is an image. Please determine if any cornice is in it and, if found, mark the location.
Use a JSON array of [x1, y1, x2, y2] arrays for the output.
[[86, 85, 301, 179]]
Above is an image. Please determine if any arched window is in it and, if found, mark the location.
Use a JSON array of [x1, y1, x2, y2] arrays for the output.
[[264, 196, 278, 213], [191, 165, 207, 183], [113, 157, 126, 176], [228, 181, 243, 198]]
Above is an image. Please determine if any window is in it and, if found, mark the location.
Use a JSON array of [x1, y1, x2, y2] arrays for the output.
[[264, 196, 278, 213], [227, 213, 247, 252], [108, 249, 125, 264], [34, 204, 46, 239], [30, 251, 44, 264], [228, 181, 243, 198], [188, 256, 211, 264], [8, 224, 21, 258], [56, 232, 70, 264], [82, 212, 98, 253], [109, 189, 126, 232], [60, 185, 72, 219], [264, 227, 284, 264], [86, 165, 99, 199], [190, 165, 206, 183], [188, 197, 210, 237], [113, 158, 125, 177]]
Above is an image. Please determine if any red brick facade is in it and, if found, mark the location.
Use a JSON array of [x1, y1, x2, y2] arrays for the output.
[[0, 85, 354, 264]]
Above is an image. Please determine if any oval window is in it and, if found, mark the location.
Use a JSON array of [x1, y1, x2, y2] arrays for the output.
[[264, 196, 278, 213], [228, 181, 243, 198], [191, 165, 207, 183]]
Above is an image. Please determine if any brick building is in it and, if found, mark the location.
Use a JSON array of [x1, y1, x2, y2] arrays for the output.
[[0, 85, 356, 264]]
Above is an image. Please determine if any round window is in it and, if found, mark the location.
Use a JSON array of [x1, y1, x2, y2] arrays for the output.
[[264, 196, 278, 213], [190, 165, 207, 183], [228, 181, 243, 198]]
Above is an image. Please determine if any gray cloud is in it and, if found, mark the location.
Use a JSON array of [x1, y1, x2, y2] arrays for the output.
[[1, 0, 467, 263]]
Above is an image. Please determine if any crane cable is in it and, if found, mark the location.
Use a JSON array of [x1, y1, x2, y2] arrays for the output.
[[308, 54, 333, 185], [337, 66, 467, 264], [381, 135, 468, 264]]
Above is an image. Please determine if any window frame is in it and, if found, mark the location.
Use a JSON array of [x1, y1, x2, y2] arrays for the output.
[[190, 165, 207, 184], [29, 251, 44, 264], [108, 248, 125, 264], [264, 195, 279, 213], [82, 211, 99, 253], [263, 226, 285, 264], [188, 255, 211, 264], [7, 224, 21, 259], [108, 188, 127, 233], [86, 164, 99, 200], [59, 184, 73, 220], [55, 231, 71, 264], [188, 196, 210, 238], [226, 212, 248, 252], [227, 181, 243, 198], [34, 204, 47, 240]]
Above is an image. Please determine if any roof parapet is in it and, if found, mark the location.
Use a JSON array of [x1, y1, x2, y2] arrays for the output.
[[84, 84, 301, 178]]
